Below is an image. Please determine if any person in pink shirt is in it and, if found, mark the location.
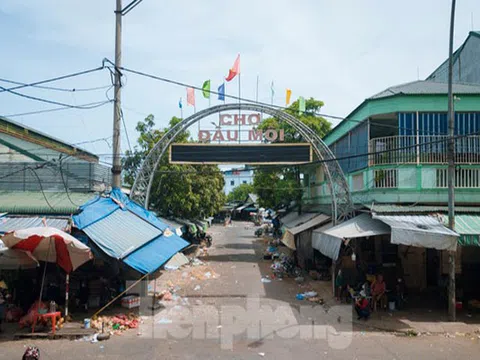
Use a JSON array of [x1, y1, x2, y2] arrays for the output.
[[371, 274, 387, 311]]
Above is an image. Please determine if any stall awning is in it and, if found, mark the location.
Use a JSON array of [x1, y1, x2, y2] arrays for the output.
[[73, 189, 189, 273], [281, 212, 319, 229], [288, 214, 331, 236], [281, 213, 326, 249], [437, 214, 480, 247], [235, 203, 253, 212], [312, 214, 391, 260], [158, 217, 184, 236], [373, 214, 459, 251], [123, 233, 189, 274]]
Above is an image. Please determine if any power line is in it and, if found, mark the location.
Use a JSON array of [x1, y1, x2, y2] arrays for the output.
[[116, 64, 451, 136], [121, 0, 144, 15], [0, 84, 113, 110], [28, 167, 58, 212], [0, 130, 474, 167], [0, 77, 111, 93], [120, 109, 133, 153], [0, 66, 105, 93], [3, 100, 112, 118], [58, 155, 81, 207]]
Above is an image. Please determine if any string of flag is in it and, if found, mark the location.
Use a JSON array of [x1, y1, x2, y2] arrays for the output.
[[179, 54, 305, 116]]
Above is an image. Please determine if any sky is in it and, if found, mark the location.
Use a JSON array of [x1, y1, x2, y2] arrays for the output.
[[0, 0, 479, 165]]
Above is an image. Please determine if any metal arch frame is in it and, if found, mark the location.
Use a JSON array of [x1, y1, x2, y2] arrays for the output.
[[130, 103, 353, 224]]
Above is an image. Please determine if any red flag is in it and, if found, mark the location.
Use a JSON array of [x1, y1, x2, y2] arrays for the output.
[[225, 54, 240, 82], [187, 87, 195, 106]]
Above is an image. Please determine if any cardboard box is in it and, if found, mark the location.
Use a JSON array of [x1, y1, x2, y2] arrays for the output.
[[121, 295, 140, 309]]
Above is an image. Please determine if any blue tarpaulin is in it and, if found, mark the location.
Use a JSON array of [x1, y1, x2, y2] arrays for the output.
[[74, 196, 119, 230], [73, 188, 189, 273], [123, 233, 189, 274]]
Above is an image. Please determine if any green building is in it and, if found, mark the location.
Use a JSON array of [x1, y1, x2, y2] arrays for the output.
[[305, 31, 480, 294]]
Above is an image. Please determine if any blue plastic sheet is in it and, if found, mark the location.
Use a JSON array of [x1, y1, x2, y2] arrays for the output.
[[123, 233, 189, 274]]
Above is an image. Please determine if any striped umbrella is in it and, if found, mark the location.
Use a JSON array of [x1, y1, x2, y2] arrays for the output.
[[2, 227, 93, 317], [2, 227, 92, 273], [0, 248, 39, 270]]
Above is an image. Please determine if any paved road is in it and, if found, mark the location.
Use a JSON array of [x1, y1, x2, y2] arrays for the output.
[[1, 222, 479, 359]]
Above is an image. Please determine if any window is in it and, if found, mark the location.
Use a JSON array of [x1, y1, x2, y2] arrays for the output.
[[230, 180, 235, 186], [242, 180, 247, 184], [374, 169, 397, 188], [352, 173, 364, 191], [436, 168, 480, 188]]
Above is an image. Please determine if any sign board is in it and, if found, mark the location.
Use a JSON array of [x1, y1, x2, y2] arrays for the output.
[[198, 113, 285, 142], [169, 143, 312, 165]]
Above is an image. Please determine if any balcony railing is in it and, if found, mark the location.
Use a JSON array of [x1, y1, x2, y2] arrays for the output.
[[369, 135, 480, 166]]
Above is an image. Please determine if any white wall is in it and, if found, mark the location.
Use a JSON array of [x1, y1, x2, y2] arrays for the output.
[[223, 170, 254, 195]]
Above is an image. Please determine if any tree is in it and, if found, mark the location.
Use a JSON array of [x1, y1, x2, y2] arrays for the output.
[[257, 98, 331, 142], [123, 115, 226, 219], [227, 183, 254, 202], [253, 98, 331, 208]]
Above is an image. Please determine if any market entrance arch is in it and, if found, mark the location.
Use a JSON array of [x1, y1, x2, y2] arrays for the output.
[[130, 103, 353, 224]]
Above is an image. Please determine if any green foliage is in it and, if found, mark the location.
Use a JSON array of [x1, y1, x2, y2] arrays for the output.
[[257, 98, 331, 142], [253, 167, 302, 209], [123, 115, 226, 219], [227, 183, 254, 202], [253, 98, 331, 208]]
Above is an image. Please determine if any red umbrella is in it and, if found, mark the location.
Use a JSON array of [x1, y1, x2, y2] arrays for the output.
[[2, 227, 93, 317], [2, 227, 92, 272]]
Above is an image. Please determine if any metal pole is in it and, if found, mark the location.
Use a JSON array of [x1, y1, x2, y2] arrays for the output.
[[447, 0, 456, 322], [112, 0, 123, 188], [65, 273, 70, 318], [238, 74, 241, 143]]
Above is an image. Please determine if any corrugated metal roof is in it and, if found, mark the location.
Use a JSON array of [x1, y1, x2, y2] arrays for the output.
[[83, 208, 162, 259], [287, 214, 331, 235], [0, 216, 69, 234], [0, 191, 95, 215], [369, 80, 480, 99], [439, 214, 480, 246], [365, 204, 480, 214], [158, 217, 183, 230], [281, 212, 319, 228]]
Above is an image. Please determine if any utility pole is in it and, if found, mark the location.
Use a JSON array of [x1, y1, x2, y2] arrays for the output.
[[112, 0, 123, 188], [447, 0, 457, 322]]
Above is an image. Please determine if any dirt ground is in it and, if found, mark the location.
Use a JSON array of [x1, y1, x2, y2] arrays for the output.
[[1, 221, 479, 359]]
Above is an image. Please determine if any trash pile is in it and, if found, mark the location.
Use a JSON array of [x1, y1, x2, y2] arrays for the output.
[[270, 253, 299, 278], [295, 291, 323, 304], [91, 313, 141, 334]]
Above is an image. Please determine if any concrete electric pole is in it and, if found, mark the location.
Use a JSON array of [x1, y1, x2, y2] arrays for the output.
[[447, 0, 456, 322], [111, 0, 123, 188]]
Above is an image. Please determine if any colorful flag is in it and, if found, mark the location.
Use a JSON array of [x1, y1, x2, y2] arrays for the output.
[[202, 80, 211, 99], [178, 97, 183, 109], [225, 54, 240, 82], [286, 89, 292, 105], [218, 83, 225, 101], [298, 96, 306, 115], [187, 87, 195, 106]]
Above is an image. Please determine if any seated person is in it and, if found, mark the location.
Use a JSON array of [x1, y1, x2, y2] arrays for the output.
[[371, 274, 387, 311], [355, 296, 370, 320]]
